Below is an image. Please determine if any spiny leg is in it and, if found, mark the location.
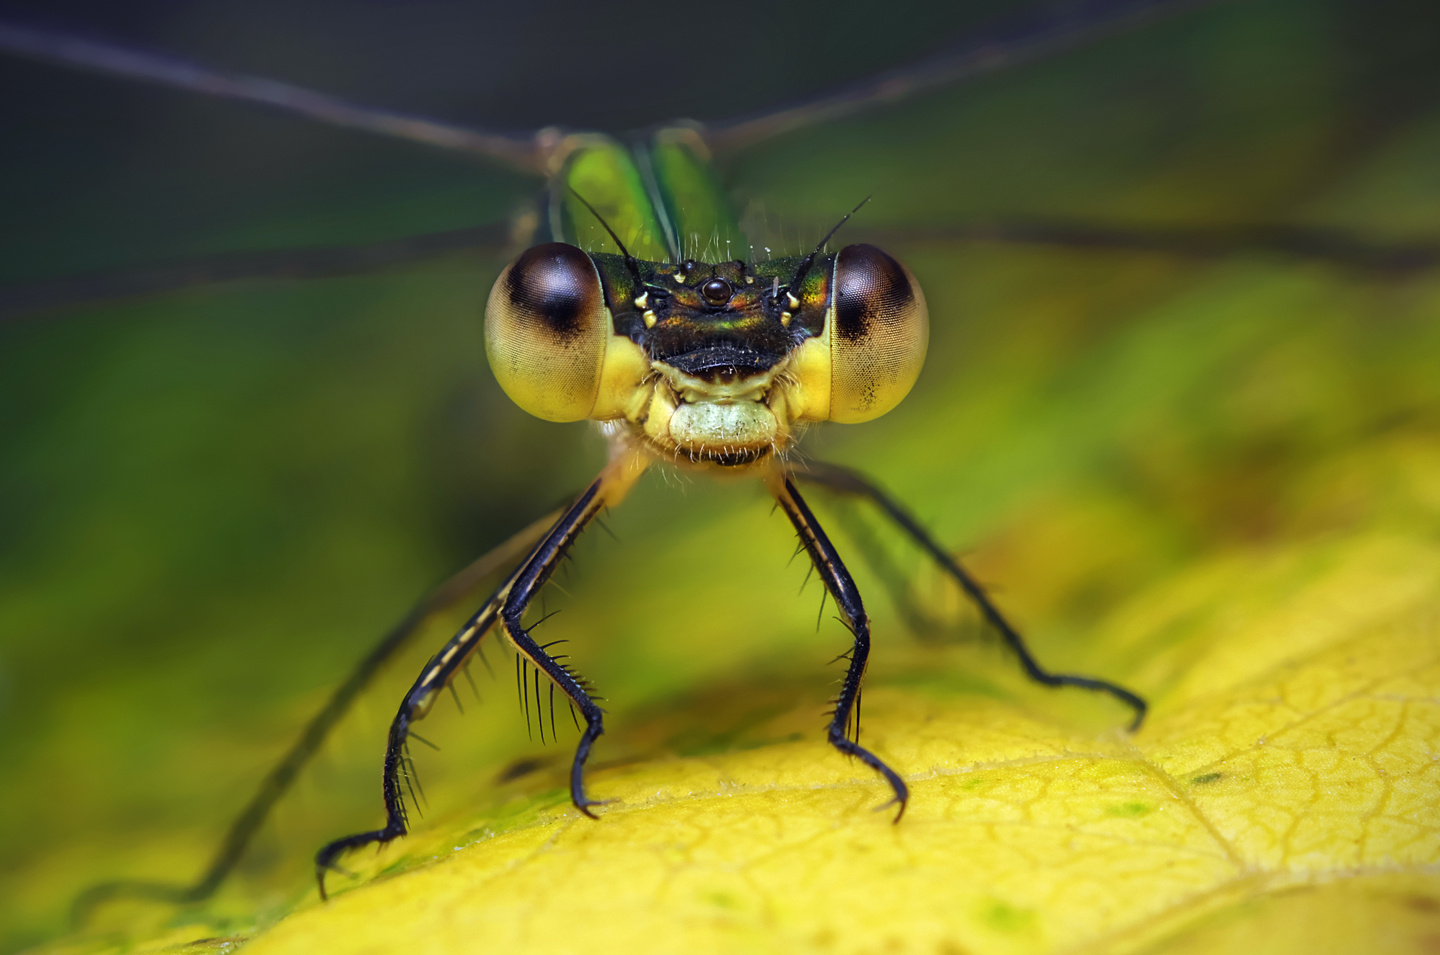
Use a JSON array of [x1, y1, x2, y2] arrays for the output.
[[498, 482, 620, 818], [315, 452, 648, 898], [71, 509, 561, 923], [769, 474, 909, 820], [313, 561, 520, 898], [792, 461, 1147, 730], [496, 453, 653, 814]]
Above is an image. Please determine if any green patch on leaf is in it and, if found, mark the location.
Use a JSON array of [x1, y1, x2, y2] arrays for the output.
[[1106, 801, 1156, 818]]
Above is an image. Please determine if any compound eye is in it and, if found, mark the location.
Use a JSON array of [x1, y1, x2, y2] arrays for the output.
[[828, 244, 928, 423], [485, 243, 609, 422]]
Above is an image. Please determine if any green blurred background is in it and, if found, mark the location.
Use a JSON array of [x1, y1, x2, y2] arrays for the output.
[[1, 0, 1438, 949]]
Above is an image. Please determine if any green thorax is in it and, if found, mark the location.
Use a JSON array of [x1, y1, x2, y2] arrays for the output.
[[547, 129, 746, 264]]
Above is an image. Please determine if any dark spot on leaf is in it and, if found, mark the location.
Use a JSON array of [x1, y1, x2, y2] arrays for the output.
[[495, 755, 553, 783]]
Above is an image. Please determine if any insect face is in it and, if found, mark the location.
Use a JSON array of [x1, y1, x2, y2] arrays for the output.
[[485, 242, 929, 467]]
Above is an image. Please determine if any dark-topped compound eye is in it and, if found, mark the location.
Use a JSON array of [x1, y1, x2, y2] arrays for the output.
[[499, 243, 601, 339], [701, 277, 733, 307], [484, 242, 647, 422], [827, 244, 928, 423], [778, 244, 928, 425]]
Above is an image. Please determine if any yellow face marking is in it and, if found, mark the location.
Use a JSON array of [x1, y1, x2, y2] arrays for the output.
[[786, 291, 801, 310], [633, 291, 648, 309], [643, 309, 657, 328], [780, 311, 793, 327]]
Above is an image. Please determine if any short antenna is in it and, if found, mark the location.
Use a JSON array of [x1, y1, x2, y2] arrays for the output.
[[568, 188, 645, 285], [785, 196, 870, 294]]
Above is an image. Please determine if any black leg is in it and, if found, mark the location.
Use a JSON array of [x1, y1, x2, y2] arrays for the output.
[[497, 482, 615, 818], [312, 572, 513, 899], [791, 461, 1147, 730], [71, 508, 562, 923], [769, 475, 909, 820], [315, 453, 649, 898]]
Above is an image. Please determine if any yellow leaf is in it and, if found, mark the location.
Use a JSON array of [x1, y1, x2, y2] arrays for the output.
[[40, 470, 1439, 955], [231, 527, 1440, 955]]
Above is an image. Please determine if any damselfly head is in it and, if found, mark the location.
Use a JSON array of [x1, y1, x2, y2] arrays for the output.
[[484, 239, 928, 464]]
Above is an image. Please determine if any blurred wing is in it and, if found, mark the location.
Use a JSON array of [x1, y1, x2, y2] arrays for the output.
[[698, 0, 1228, 154], [0, 20, 548, 173]]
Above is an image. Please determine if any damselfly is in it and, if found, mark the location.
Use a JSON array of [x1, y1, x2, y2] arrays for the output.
[[3, 0, 1429, 940]]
